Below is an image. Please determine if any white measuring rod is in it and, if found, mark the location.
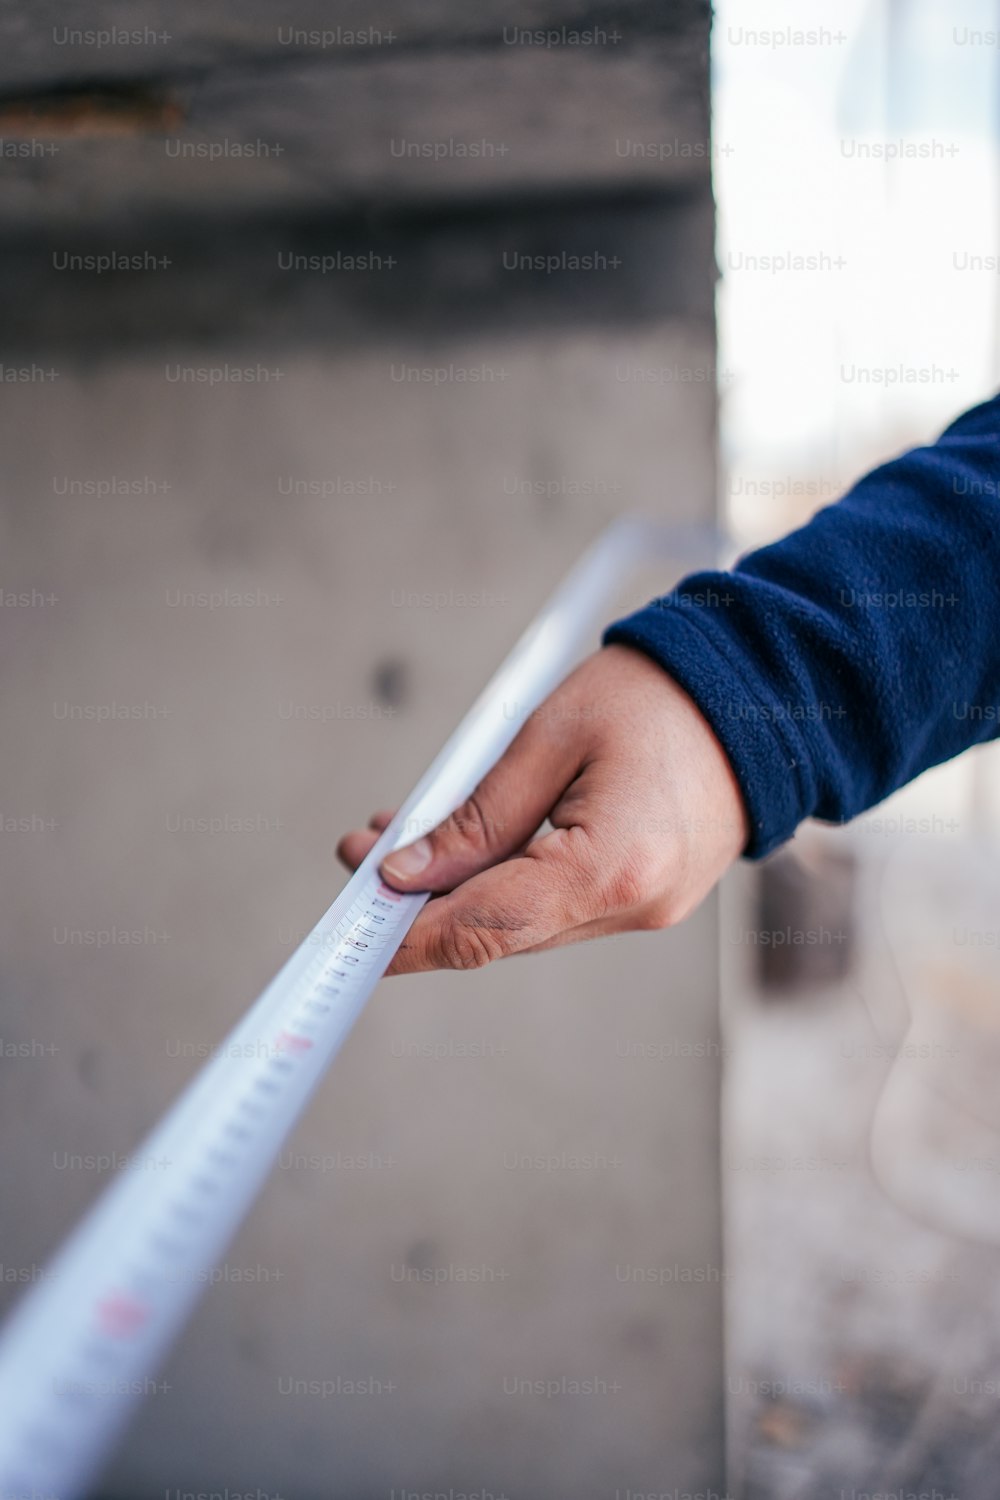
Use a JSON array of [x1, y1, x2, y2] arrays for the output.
[[0, 518, 680, 1499]]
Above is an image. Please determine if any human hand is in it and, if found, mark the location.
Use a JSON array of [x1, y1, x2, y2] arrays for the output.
[[336, 644, 749, 974]]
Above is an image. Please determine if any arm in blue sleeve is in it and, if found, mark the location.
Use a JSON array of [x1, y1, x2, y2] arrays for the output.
[[604, 393, 1000, 858]]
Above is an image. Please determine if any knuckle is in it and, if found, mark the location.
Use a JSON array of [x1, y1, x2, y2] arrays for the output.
[[602, 850, 655, 916], [437, 918, 506, 971], [633, 896, 678, 932]]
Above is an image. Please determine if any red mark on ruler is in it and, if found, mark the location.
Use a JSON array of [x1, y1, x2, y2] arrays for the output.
[[275, 1031, 313, 1055], [96, 1292, 149, 1338]]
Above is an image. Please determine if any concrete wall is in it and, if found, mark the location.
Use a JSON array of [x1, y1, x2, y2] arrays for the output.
[[0, 6, 723, 1496]]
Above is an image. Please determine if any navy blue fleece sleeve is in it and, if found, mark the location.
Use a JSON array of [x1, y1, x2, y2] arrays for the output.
[[604, 393, 1000, 858]]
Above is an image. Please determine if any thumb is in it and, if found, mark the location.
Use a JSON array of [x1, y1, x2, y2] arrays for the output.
[[380, 707, 582, 893]]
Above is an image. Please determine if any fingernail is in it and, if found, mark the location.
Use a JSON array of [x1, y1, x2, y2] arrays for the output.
[[382, 837, 433, 882]]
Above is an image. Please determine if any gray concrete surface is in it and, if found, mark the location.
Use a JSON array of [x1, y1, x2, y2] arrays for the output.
[[0, 2, 710, 233], [0, 1, 707, 92], [0, 333, 724, 1499], [0, 5, 725, 1493]]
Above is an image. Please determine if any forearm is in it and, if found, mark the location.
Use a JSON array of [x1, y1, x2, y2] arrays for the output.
[[605, 393, 1000, 856]]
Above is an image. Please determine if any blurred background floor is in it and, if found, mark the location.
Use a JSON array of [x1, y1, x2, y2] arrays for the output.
[[725, 823, 1000, 1499]]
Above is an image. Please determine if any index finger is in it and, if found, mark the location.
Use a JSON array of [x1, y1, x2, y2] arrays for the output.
[[386, 825, 601, 975]]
